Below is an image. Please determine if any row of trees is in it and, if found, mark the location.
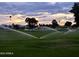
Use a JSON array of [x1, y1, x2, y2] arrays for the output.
[[9, 3, 79, 29], [25, 2, 79, 29], [25, 17, 72, 29]]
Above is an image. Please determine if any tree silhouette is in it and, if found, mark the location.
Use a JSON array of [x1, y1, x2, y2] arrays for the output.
[[52, 19, 59, 28], [25, 17, 38, 29], [64, 21, 72, 27], [70, 3, 79, 26]]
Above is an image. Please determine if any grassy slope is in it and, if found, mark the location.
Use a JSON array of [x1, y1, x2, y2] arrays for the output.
[[18, 29, 56, 38], [0, 28, 79, 56]]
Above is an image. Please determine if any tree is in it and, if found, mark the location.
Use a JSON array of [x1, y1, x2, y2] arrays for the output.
[[64, 21, 72, 27], [12, 23, 20, 29], [25, 17, 38, 29], [52, 19, 59, 28], [70, 3, 79, 26]]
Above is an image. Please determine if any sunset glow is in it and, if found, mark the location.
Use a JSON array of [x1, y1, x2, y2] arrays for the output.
[[0, 12, 75, 25], [59, 19, 66, 26], [0, 2, 75, 25]]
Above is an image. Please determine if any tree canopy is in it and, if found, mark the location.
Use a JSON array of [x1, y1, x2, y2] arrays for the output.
[[70, 3, 79, 26]]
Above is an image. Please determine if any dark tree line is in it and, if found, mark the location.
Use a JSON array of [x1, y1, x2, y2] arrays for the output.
[[9, 2, 79, 29], [51, 2, 79, 28], [24, 17, 73, 29]]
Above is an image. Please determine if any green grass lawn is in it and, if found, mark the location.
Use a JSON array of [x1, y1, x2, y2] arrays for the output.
[[0, 28, 79, 56], [18, 29, 56, 38], [57, 28, 69, 32]]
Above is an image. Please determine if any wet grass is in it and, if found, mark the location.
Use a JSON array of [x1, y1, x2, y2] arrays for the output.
[[0, 28, 79, 56]]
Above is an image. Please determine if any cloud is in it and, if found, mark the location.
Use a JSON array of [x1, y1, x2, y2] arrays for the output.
[[0, 12, 75, 25], [24, 12, 74, 25], [0, 2, 74, 14], [0, 2, 75, 25]]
